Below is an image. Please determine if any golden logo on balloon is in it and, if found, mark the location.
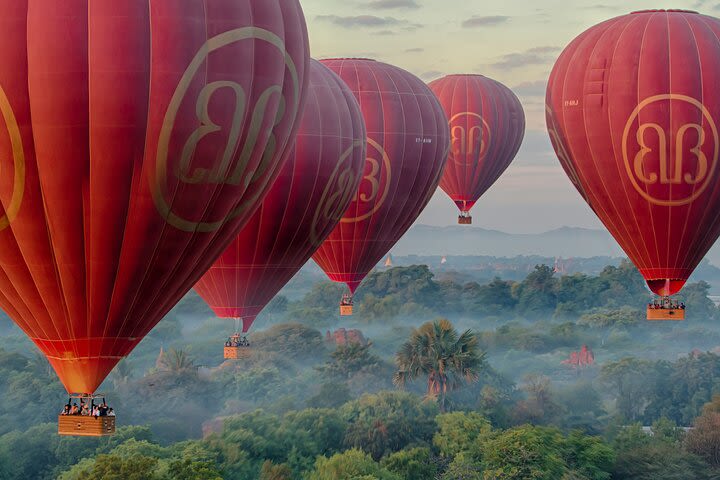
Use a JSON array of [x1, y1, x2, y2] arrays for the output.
[[341, 138, 392, 224], [153, 27, 301, 232], [0, 86, 25, 232], [449, 112, 491, 165], [622, 94, 719, 207], [310, 139, 365, 245]]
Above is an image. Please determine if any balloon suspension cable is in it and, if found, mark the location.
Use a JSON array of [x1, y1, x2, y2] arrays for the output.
[[234, 317, 241, 336]]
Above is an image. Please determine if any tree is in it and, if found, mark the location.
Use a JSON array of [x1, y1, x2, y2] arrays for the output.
[[259, 461, 292, 480], [111, 359, 134, 389], [307, 382, 352, 409], [480, 426, 567, 480], [612, 443, 717, 480], [462, 277, 517, 314], [433, 412, 492, 459], [514, 265, 558, 315], [158, 347, 195, 374], [394, 319, 485, 411], [307, 449, 400, 480], [578, 307, 643, 329], [59, 454, 160, 480], [513, 374, 563, 426], [166, 459, 222, 480], [340, 392, 438, 460], [250, 323, 326, 360], [685, 394, 720, 467], [381, 447, 438, 480], [600, 357, 654, 421], [319, 343, 385, 380]]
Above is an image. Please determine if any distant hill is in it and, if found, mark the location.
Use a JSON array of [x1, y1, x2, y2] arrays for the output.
[[392, 225, 625, 258]]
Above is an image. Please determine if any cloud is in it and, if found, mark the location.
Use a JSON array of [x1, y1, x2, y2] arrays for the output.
[[405, 47, 424, 53], [376, 30, 396, 35], [316, 14, 422, 31], [462, 15, 510, 28], [364, 0, 420, 9], [420, 70, 443, 81], [582, 4, 620, 10], [512, 80, 548, 97], [490, 46, 561, 69]]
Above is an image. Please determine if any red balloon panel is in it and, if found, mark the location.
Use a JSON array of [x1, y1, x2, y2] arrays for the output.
[[312, 59, 450, 292], [0, 0, 309, 392], [194, 59, 366, 332], [430, 75, 525, 214], [547, 9, 720, 295]]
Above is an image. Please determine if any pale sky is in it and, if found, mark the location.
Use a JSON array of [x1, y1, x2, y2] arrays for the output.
[[300, 0, 716, 233]]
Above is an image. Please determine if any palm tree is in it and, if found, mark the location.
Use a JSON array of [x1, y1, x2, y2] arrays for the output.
[[111, 359, 134, 389], [393, 318, 484, 411], [159, 347, 195, 373]]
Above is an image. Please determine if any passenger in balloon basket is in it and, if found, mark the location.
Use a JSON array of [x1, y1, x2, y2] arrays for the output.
[[340, 293, 354, 306], [225, 333, 250, 349], [59, 395, 113, 418], [647, 298, 686, 310]]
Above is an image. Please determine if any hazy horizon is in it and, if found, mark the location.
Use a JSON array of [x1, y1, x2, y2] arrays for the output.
[[302, 0, 717, 233]]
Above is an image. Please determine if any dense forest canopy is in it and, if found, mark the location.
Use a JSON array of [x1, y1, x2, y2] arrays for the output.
[[2, 262, 720, 478]]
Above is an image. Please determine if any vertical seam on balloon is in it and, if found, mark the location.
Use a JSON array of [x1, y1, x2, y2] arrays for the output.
[[114, 0, 216, 342], [555, 23, 633, 267], [316, 60, 344, 284], [434, 78, 456, 209], [104, 0, 156, 361], [86, 0, 98, 392], [448, 76, 462, 206], [323, 59, 348, 284], [638, 13, 663, 275], [604, 14, 655, 272], [271, 67, 322, 296], [127, 0, 250, 339], [352, 60, 379, 289], [13, 4, 65, 349], [664, 12, 673, 280], [374, 65, 412, 281], [689, 16, 720, 269], [173, 0, 310, 334], [27, 4, 81, 368], [592, 16, 652, 272], [676, 14, 719, 276], [672, 13, 697, 278]]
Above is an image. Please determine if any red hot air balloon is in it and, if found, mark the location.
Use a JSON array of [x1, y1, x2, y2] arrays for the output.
[[312, 59, 451, 313], [546, 9, 720, 319], [0, 1, 309, 396], [193, 59, 366, 348], [430, 75, 525, 224]]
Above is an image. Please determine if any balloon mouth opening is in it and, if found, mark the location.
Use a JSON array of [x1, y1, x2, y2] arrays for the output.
[[631, 9, 698, 14], [449, 74, 485, 77], [646, 278, 686, 297]]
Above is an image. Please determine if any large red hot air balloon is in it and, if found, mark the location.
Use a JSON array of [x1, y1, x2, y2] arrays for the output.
[[546, 8, 720, 318], [0, 1, 309, 394], [430, 75, 525, 224], [312, 59, 450, 313], [194, 59, 366, 341]]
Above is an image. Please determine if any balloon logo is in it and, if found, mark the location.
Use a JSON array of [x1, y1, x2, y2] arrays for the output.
[[311, 139, 364, 245], [153, 28, 302, 232], [0, 85, 25, 231], [449, 112, 491, 164], [621, 94, 719, 207], [343, 138, 392, 223]]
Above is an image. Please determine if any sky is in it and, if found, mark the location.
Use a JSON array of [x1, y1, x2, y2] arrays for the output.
[[299, 0, 719, 233]]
